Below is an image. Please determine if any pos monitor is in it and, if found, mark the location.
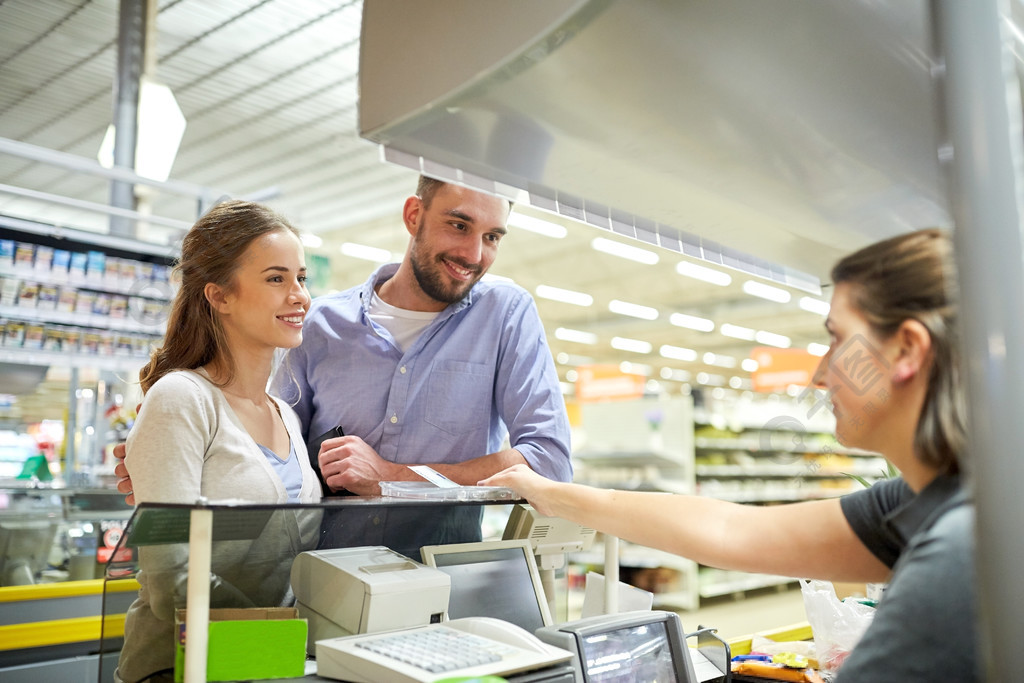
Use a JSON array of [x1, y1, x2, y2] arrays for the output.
[[535, 610, 697, 682], [420, 539, 552, 634]]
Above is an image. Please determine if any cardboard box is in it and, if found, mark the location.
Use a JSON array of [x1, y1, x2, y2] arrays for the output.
[[174, 607, 307, 682]]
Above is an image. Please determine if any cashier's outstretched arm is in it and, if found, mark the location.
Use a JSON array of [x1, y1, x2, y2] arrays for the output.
[[481, 464, 890, 584]]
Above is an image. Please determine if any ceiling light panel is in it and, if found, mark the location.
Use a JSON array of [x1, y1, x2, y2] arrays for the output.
[[676, 260, 732, 286], [508, 212, 568, 238], [555, 328, 598, 345], [611, 336, 653, 353], [742, 280, 792, 303], [608, 299, 659, 320], [536, 284, 593, 306], [591, 237, 659, 264], [669, 312, 714, 332]]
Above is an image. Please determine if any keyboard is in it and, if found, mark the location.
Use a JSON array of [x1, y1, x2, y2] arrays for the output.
[[315, 616, 573, 683]]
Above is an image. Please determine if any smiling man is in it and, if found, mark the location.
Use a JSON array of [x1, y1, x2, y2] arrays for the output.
[[270, 176, 571, 555]]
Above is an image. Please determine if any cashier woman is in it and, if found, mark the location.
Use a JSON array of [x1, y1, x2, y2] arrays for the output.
[[484, 229, 978, 682]]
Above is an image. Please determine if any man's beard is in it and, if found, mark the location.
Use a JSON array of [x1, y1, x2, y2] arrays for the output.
[[409, 240, 482, 305]]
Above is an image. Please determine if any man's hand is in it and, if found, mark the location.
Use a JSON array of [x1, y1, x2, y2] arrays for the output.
[[113, 442, 135, 506], [318, 435, 403, 496]]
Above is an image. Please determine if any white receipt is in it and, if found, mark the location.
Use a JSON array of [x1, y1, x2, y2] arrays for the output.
[[408, 465, 459, 488]]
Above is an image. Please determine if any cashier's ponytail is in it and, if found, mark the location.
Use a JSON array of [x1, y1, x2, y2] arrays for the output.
[[139, 201, 300, 393], [830, 228, 965, 474]]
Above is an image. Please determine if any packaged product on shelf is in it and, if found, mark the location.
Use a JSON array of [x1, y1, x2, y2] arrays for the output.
[[152, 263, 170, 284], [104, 256, 122, 289], [142, 298, 168, 327], [63, 326, 82, 352], [14, 242, 34, 270], [97, 330, 115, 355], [3, 320, 26, 347], [51, 249, 71, 280], [131, 334, 153, 357], [115, 334, 134, 356], [91, 292, 112, 316], [16, 281, 40, 307], [120, 258, 141, 288], [23, 322, 44, 350], [0, 277, 19, 306], [37, 284, 59, 310], [81, 329, 101, 354], [33, 245, 54, 275], [138, 261, 154, 282], [43, 326, 63, 351], [85, 250, 105, 283], [0, 239, 14, 268], [69, 251, 88, 282], [109, 295, 129, 319], [74, 289, 97, 316], [56, 287, 77, 313]]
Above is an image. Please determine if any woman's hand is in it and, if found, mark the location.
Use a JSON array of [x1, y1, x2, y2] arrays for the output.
[[480, 464, 560, 516]]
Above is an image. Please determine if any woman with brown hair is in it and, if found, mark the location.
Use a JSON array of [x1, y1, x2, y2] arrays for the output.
[[116, 200, 322, 682], [484, 229, 977, 682]]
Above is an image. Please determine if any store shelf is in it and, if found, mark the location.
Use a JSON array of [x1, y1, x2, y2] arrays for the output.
[[0, 304, 166, 335], [0, 347, 149, 372], [699, 569, 797, 599], [695, 465, 887, 478]]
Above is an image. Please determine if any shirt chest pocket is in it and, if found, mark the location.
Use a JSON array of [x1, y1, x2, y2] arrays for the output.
[[425, 360, 492, 436]]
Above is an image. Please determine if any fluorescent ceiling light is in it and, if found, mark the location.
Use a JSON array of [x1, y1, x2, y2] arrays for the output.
[[807, 342, 830, 357], [703, 352, 737, 368], [611, 336, 653, 354], [620, 361, 653, 376], [536, 284, 593, 306], [555, 328, 598, 345], [609, 299, 659, 320], [676, 261, 732, 286], [696, 372, 727, 386], [556, 352, 595, 365], [341, 242, 391, 263], [660, 367, 692, 382], [720, 323, 756, 341], [659, 344, 698, 361], [755, 330, 792, 348], [741, 358, 759, 372], [742, 280, 792, 303], [98, 80, 185, 182], [508, 213, 567, 238], [669, 312, 714, 332], [591, 237, 659, 265], [300, 233, 323, 249], [799, 296, 830, 316], [729, 376, 750, 390], [482, 273, 513, 283]]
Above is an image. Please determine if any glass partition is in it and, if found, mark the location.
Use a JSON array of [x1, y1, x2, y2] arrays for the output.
[[97, 497, 538, 682]]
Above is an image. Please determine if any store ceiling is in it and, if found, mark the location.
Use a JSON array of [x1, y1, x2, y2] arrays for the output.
[[0, 0, 863, 423]]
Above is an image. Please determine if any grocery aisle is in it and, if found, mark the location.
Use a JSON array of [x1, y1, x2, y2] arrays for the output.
[[678, 586, 807, 641]]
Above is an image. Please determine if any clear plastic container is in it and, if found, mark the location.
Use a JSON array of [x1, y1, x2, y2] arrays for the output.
[[378, 480, 518, 501]]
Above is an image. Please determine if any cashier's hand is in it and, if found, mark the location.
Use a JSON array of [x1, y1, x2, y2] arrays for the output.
[[318, 435, 404, 497], [480, 464, 559, 517], [113, 442, 135, 506]]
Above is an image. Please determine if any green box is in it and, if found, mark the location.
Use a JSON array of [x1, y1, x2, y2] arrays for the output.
[[174, 607, 307, 682]]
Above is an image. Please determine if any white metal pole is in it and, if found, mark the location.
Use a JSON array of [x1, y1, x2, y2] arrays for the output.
[[184, 508, 213, 683]]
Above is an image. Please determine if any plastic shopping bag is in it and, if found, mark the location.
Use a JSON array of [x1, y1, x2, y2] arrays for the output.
[[799, 579, 876, 672]]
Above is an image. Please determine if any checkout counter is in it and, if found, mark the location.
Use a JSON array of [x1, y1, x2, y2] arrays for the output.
[[2, 491, 800, 682], [79, 496, 720, 683]]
